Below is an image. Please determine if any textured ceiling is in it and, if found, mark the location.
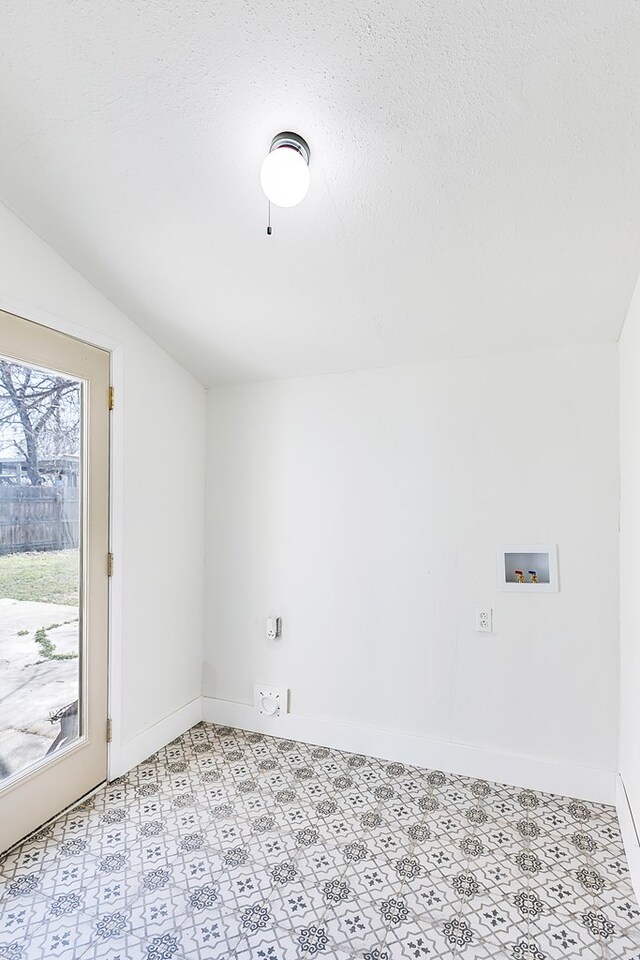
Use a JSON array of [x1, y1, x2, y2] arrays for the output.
[[1, 1, 640, 384]]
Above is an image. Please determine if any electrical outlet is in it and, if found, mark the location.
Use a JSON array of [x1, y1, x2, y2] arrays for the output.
[[475, 606, 493, 633]]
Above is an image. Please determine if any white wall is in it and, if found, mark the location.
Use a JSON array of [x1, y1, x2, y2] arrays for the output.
[[205, 345, 620, 787], [1, 189, 620, 799], [0, 202, 206, 765], [619, 275, 640, 863]]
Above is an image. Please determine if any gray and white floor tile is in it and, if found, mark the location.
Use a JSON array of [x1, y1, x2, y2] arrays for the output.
[[0, 723, 639, 959]]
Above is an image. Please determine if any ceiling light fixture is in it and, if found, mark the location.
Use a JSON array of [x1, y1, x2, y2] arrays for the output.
[[260, 132, 311, 210]]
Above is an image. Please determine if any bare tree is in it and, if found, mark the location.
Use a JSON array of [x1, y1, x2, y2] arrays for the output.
[[0, 360, 80, 484]]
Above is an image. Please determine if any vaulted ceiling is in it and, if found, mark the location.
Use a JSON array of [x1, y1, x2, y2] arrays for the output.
[[2, 1, 640, 384]]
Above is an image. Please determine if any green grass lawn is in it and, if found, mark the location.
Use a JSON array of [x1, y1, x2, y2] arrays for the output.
[[0, 550, 79, 605]]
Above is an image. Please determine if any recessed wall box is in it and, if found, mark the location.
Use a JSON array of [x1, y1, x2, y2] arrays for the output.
[[497, 544, 559, 593]]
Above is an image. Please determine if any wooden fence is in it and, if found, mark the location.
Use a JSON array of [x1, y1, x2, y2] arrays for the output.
[[0, 486, 79, 554]]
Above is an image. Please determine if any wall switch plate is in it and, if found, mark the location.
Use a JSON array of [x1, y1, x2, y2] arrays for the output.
[[475, 606, 493, 633], [254, 683, 288, 717], [266, 617, 282, 640]]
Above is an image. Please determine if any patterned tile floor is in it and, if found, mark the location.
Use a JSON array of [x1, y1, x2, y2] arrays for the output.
[[0, 723, 639, 960]]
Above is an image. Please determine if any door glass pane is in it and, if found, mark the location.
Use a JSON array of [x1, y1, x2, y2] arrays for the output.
[[0, 356, 82, 785]]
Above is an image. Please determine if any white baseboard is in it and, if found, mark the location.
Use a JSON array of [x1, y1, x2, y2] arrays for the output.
[[201, 697, 616, 805], [617, 775, 640, 902], [107, 695, 616, 805], [108, 698, 202, 780]]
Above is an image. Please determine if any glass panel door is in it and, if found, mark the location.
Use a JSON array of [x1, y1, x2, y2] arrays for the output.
[[0, 361, 83, 783], [0, 310, 109, 853]]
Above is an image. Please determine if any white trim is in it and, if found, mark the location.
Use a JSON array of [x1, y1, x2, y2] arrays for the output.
[[0, 295, 125, 782], [105, 344, 124, 779], [109, 698, 202, 779], [616, 775, 640, 903], [0, 295, 122, 352], [201, 697, 615, 804]]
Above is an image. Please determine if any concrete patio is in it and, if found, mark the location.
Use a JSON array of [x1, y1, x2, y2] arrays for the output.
[[0, 597, 79, 781]]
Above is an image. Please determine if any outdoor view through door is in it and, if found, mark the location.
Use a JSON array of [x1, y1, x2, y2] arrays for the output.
[[0, 310, 109, 853], [0, 359, 82, 781]]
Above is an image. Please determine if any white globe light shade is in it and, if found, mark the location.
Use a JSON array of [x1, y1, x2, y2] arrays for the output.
[[260, 145, 310, 208]]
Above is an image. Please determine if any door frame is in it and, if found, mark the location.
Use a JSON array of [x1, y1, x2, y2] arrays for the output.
[[0, 294, 124, 783]]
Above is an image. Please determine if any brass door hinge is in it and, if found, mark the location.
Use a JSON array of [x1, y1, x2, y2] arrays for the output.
[[107, 552, 114, 577], [108, 386, 115, 411], [106, 718, 113, 744]]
